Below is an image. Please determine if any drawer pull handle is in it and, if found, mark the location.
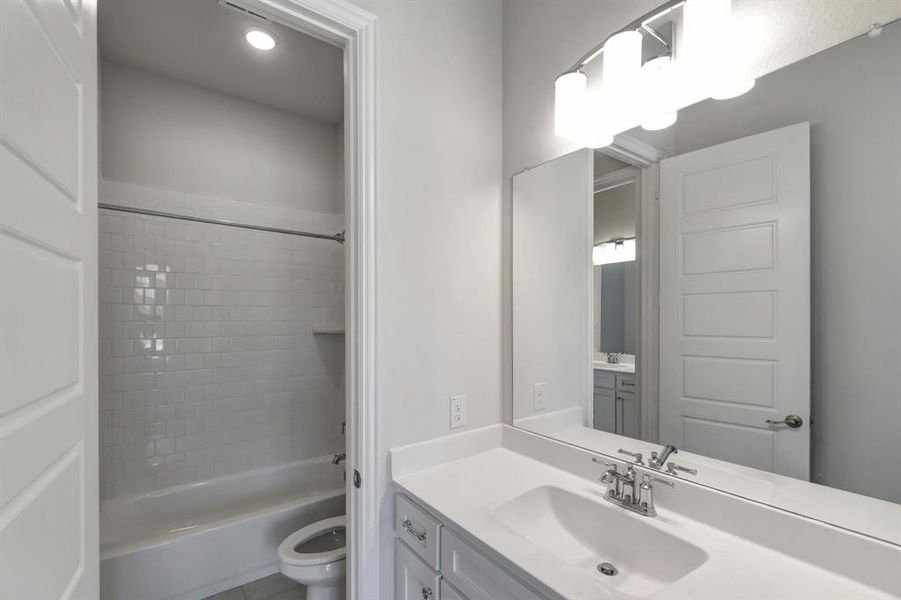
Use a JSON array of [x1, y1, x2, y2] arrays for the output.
[[401, 518, 427, 542], [421, 586, 433, 599]]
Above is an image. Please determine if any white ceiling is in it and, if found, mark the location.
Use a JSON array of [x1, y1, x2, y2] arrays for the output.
[[99, 0, 344, 124]]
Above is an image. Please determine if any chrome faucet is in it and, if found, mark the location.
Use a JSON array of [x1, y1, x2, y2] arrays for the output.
[[649, 444, 678, 469], [636, 474, 674, 517], [605, 352, 621, 364], [594, 457, 674, 517]]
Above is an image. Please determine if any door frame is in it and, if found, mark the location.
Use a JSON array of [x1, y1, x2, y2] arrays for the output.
[[591, 162, 660, 443], [600, 142, 663, 443], [225, 1, 378, 596]]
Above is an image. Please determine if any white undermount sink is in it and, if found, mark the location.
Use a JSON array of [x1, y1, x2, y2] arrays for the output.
[[492, 485, 708, 598]]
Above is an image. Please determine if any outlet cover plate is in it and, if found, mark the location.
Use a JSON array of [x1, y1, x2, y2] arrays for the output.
[[450, 395, 466, 429], [534, 383, 547, 411]]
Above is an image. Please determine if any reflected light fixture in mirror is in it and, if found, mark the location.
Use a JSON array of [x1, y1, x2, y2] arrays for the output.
[[602, 30, 643, 136], [641, 56, 678, 130], [593, 238, 636, 265], [554, 72, 587, 138]]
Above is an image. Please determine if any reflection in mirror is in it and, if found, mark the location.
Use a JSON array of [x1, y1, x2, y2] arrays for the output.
[[592, 175, 639, 437], [512, 19, 900, 507]]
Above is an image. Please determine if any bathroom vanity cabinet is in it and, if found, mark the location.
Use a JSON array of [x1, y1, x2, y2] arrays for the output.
[[593, 369, 637, 437], [395, 493, 545, 600]]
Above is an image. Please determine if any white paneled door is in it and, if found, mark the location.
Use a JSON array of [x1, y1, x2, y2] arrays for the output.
[[659, 123, 810, 479], [0, 0, 99, 598]]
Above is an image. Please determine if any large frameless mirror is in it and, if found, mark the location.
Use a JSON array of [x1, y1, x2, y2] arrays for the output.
[[511, 7, 901, 538]]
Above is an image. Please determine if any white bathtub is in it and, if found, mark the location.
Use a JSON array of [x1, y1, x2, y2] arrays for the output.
[[100, 457, 345, 600]]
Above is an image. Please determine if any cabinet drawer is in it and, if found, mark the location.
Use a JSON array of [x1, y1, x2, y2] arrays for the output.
[[396, 541, 441, 600], [616, 374, 636, 391], [396, 494, 442, 570], [440, 529, 543, 600], [440, 580, 466, 600], [593, 370, 616, 389]]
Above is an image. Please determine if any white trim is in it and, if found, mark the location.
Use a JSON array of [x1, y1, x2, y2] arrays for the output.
[[638, 165, 660, 442], [223, 2, 378, 598], [593, 166, 638, 193], [601, 133, 666, 168]]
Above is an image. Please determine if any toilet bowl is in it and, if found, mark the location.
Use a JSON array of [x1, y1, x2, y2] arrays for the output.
[[278, 515, 346, 600]]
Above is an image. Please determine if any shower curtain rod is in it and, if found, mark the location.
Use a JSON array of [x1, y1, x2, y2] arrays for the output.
[[98, 203, 345, 244]]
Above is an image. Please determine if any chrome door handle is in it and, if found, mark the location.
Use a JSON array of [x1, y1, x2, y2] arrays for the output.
[[766, 414, 803, 428], [401, 518, 427, 542], [421, 586, 433, 599]]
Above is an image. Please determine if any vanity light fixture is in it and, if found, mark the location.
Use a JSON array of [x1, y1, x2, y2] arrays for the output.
[[554, 0, 757, 147], [640, 56, 678, 130], [554, 71, 588, 138], [593, 238, 636, 265], [245, 28, 277, 51]]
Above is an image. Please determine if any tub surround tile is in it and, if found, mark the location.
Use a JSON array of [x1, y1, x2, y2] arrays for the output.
[[99, 179, 346, 501]]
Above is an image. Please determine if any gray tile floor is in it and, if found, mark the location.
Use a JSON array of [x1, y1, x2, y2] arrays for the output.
[[203, 572, 306, 600]]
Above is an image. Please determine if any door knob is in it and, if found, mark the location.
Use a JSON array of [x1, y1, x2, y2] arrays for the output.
[[766, 414, 803, 428]]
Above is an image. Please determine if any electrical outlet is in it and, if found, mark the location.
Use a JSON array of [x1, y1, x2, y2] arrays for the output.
[[450, 395, 466, 429], [534, 383, 547, 411]]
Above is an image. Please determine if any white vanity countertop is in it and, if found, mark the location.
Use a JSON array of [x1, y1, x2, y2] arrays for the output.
[[549, 425, 901, 546], [592, 361, 635, 374], [391, 426, 901, 600]]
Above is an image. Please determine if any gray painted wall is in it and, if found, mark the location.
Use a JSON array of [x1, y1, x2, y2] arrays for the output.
[[600, 263, 626, 353], [593, 182, 636, 245], [101, 61, 342, 213]]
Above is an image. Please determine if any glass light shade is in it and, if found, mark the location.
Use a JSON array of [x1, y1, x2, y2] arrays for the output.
[[601, 31, 643, 135], [593, 238, 636, 265], [583, 130, 614, 149], [554, 71, 588, 138], [641, 111, 677, 131], [711, 75, 755, 99], [603, 31, 643, 85], [581, 91, 614, 148], [641, 56, 678, 131]]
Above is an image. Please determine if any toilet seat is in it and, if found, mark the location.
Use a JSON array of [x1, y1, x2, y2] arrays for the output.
[[278, 515, 346, 567]]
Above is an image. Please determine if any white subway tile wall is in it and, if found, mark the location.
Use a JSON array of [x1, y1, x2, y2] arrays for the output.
[[98, 180, 345, 501]]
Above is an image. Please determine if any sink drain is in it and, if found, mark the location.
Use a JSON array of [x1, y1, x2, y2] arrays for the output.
[[597, 562, 618, 576]]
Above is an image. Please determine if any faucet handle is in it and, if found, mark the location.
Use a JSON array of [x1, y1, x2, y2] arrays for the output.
[[617, 448, 644, 465], [666, 462, 698, 476], [648, 475, 674, 488]]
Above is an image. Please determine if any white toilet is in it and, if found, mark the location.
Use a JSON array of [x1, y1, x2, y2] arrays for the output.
[[278, 515, 347, 600]]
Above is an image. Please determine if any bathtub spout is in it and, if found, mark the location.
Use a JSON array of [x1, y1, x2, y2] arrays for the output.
[[332, 453, 346, 465]]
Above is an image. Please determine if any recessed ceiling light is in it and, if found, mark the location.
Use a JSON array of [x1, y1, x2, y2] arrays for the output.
[[245, 29, 276, 51]]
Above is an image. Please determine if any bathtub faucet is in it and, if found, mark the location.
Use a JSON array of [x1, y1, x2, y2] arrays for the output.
[[332, 453, 346, 465]]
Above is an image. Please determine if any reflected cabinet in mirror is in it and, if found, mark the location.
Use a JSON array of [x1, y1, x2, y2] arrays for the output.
[[512, 16, 900, 509]]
